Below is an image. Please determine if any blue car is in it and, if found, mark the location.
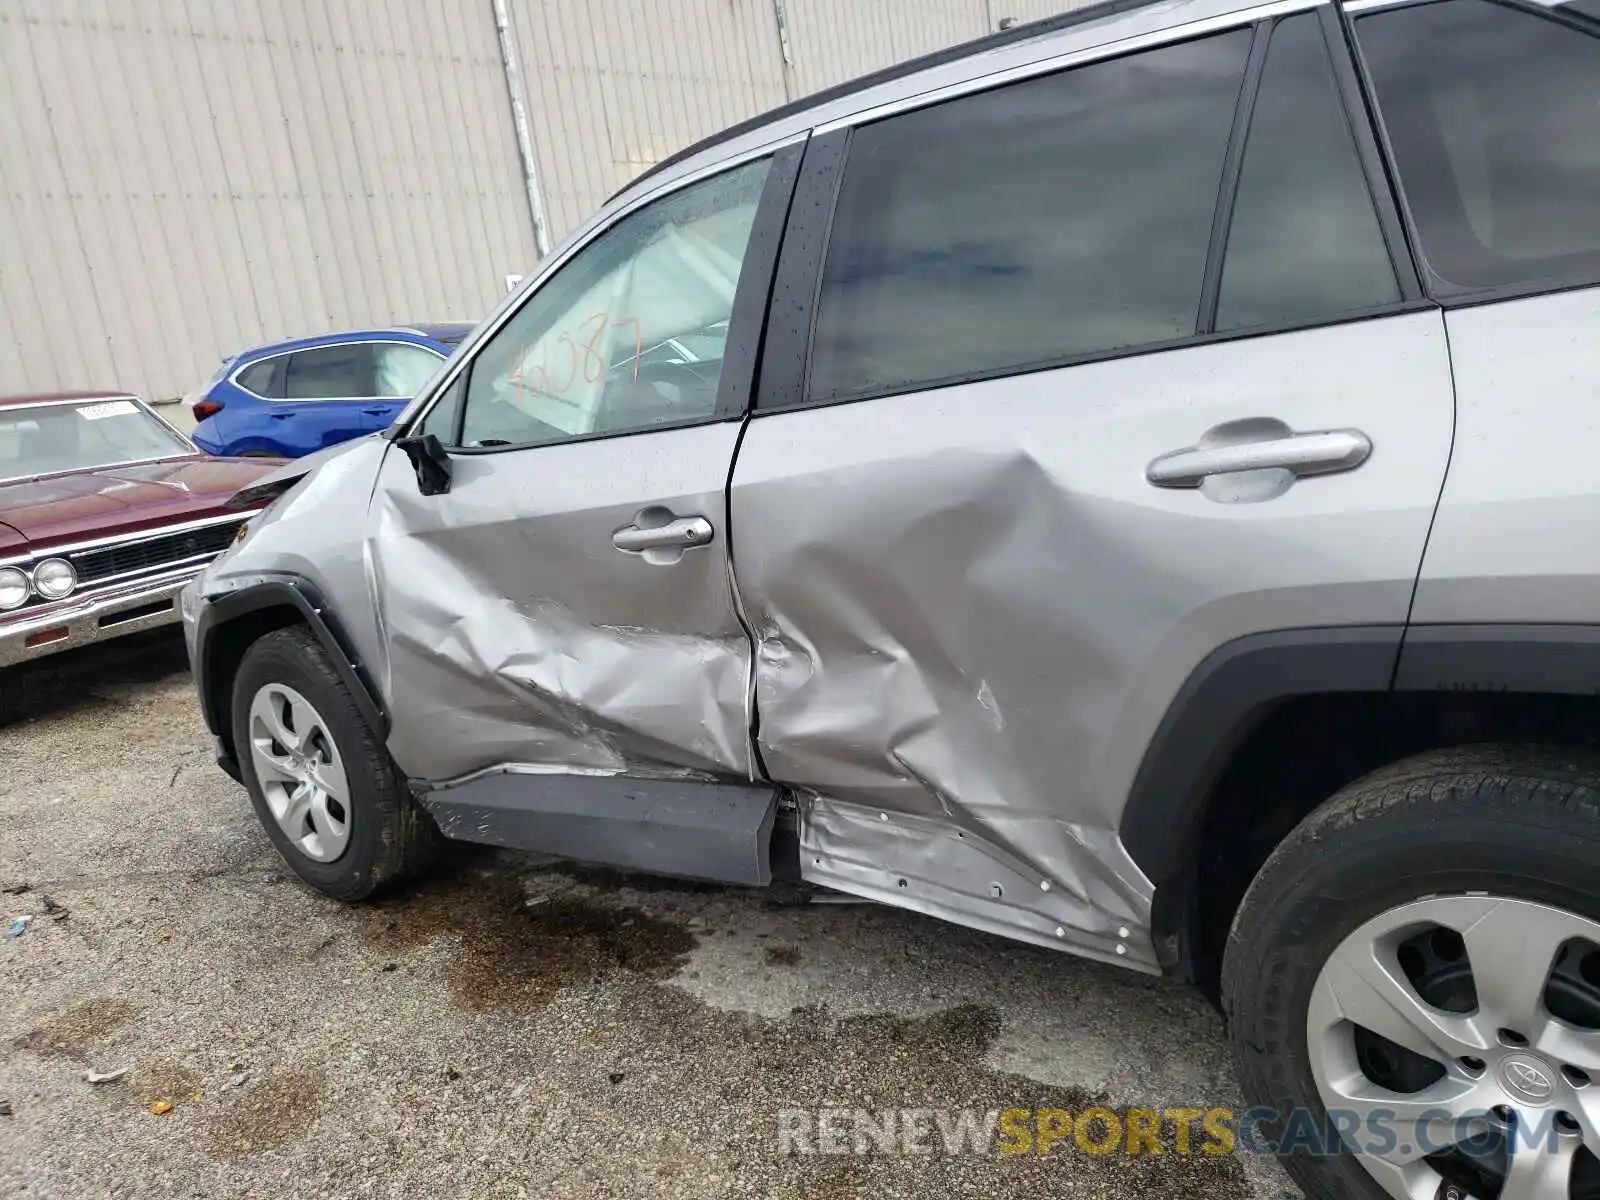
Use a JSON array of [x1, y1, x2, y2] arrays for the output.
[[188, 324, 474, 458]]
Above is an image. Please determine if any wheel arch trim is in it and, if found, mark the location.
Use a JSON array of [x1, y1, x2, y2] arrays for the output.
[[1132, 621, 1600, 975], [1121, 624, 1406, 898], [1393, 624, 1600, 694], [194, 573, 387, 777]]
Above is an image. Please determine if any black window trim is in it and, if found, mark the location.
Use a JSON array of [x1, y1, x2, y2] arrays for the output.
[[1339, 0, 1600, 307], [755, 10, 1435, 417], [405, 141, 806, 457], [1195, 22, 1274, 335], [751, 129, 852, 415], [1315, 2, 1426, 301]]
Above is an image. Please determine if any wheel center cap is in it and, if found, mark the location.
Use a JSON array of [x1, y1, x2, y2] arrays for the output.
[[1498, 1053, 1557, 1105]]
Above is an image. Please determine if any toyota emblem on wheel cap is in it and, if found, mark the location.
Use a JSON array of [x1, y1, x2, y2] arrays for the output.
[[1500, 1055, 1556, 1103]]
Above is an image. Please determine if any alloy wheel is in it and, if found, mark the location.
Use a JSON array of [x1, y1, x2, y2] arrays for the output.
[[247, 682, 352, 863], [1309, 895, 1600, 1200]]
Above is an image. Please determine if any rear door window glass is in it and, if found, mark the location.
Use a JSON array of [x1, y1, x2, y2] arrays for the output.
[[806, 30, 1251, 402], [284, 344, 374, 400], [1355, 0, 1600, 292], [1216, 15, 1400, 331]]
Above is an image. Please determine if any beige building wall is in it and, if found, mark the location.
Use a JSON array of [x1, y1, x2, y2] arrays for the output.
[[0, 0, 1087, 405]]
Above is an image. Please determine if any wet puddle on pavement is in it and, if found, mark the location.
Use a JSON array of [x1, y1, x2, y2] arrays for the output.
[[13, 998, 141, 1060], [353, 863, 697, 1012], [339, 862, 1251, 1199], [205, 1066, 328, 1158], [8, 861, 1253, 1195]]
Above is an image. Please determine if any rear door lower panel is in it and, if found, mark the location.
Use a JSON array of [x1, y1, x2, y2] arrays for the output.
[[731, 313, 1455, 968]]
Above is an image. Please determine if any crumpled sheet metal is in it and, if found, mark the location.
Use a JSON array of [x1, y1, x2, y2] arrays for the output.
[[799, 795, 1158, 970], [366, 439, 754, 786], [732, 415, 1167, 962], [206, 436, 395, 679]]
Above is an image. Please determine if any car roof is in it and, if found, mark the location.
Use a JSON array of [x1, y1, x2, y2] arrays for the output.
[[616, 0, 1173, 202], [0, 390, 140, 409], [228, 326, 466, 363], [601, 0, 1289, 224], [397, 322, 476, 344]]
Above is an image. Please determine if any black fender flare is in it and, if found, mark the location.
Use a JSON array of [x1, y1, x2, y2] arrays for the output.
[[1120, 625, 1405, 888], [1126, 621, 1600, 973], [1120, 625, 1404, 970], [193, 573, 386, 778], [1392, 624, 1600, 694]]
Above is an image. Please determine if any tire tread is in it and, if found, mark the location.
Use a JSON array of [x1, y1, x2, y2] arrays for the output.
[[234, 625, 438, 901], [1222, 743, 1600, 1200]]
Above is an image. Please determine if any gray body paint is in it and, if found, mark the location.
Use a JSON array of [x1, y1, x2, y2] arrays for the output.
[[365, 424, 754, 784], [194, 0, 1475, 972]]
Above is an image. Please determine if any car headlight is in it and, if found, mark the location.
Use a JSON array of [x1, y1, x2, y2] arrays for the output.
[[32, 558, 77, 601], [0, 567, 27, 611]]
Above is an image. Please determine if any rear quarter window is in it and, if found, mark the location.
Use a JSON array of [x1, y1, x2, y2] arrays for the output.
[[235, 358, 282, 398], [1355, 0, 1600, 293]]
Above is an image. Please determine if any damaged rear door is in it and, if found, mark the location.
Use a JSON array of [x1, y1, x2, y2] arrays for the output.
[[732, 18, 1452, 964], [365, 146, 802, 880]]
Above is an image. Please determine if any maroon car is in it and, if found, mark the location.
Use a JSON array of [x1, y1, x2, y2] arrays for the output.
[[0, 391, 279, 675]]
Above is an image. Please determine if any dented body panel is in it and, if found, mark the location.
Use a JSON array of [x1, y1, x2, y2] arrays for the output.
[[366, 424, 753, 784], [731, 313, 1455, 966], [196, 435, 392, 685], [187, 0, 1467, 971]]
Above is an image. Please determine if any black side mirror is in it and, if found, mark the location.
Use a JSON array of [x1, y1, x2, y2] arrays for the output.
[[394, 433, 453, 496]]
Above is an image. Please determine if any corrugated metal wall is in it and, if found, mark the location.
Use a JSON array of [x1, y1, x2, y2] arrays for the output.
[[1, 0, 1090, 404], [0, 0, 539, 404], [784, 0, 988, 96], [512, 0, 791, 238]]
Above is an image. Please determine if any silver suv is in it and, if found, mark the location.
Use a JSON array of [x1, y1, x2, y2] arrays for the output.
[[184, 0, 1600, 1195]]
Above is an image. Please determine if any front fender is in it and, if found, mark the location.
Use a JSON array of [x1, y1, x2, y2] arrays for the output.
[[192, 573, 387, 778]]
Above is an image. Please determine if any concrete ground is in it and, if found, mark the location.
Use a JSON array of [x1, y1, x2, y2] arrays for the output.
[[0, 639, 1296, 1199]]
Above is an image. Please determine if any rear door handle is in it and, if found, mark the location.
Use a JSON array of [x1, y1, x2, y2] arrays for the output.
[[612, 514, 714, 553], [1146, 422, 1371, 488]]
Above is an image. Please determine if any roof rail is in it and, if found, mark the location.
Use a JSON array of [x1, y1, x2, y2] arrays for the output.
[[609, 0, 1169, 203]]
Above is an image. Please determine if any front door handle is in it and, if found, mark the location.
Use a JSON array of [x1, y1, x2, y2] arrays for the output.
[[1146, 419, 1371, 492], [612, 513, 714, 553]]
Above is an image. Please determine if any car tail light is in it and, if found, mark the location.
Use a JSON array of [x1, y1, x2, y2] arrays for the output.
[[192, 397, 224, 421]]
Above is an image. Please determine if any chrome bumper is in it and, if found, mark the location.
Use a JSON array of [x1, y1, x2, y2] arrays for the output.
[[0, 568, 200, 668]]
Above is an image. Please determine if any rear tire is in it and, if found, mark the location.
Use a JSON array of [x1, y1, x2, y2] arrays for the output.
[[1224, 744, 1600, 1200], [232, 625, 439, 901]]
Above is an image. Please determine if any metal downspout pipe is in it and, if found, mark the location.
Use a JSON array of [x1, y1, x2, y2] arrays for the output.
[[491, 0, 552, 258]]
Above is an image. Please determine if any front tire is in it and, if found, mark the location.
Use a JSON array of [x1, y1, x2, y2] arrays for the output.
[[232, 626, 439, 901], [1224, 745, 1600, 1200]]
